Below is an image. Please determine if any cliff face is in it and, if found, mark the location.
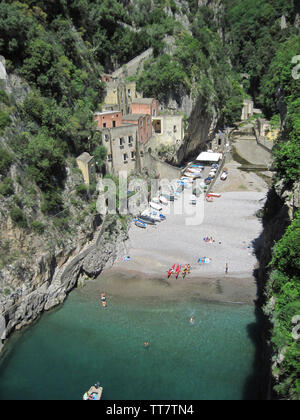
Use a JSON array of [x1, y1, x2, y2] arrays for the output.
[[0, 60, 129, 353], [0, 214, 128, 353], [175, 95, 219, 165]]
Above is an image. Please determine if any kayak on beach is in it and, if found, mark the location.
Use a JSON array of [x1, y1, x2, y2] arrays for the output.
[[167, 264, 176, 278]]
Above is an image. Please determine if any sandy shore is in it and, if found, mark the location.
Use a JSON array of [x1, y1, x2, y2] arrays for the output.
[[98, 171, 267, 305]]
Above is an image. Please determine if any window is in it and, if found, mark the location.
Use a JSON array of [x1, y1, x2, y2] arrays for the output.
[[103, 122, 106, 128], [131, 151, 136, 160], [173, 125, 177, 133], [104, 134, 109, 142], [128, 89, 131, 97], [140, 151, 144, 157], [123, 153, 128, 163], [120, 137, 125, 148], [113, 120, 116, 127], [128, 136, 133, 146], [107, 154, 112, 162], [139, 119, 143, 127]]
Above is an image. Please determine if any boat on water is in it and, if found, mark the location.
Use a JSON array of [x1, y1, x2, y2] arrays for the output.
[[206, 196, 213, 202], [150, 201, 162, 211], [134, 218, 147, 228], [83, 384, 103, 400]]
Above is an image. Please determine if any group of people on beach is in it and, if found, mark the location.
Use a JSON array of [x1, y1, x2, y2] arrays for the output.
[[203, 236, 215, 243]]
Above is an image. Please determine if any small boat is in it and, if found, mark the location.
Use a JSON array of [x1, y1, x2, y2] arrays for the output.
[[187, 166, 204, 173], [175, 264, 180, 279], [206, 193, 221, 198], [190, 194, 197, 205], [206, 196, 213, 202], [151, 197, 160, 204], [83, 384, 103, 400], [184, 172, 197, 178], [187, 168, 202, 175], [220, 171, 227, 180], [134, 218, 147, 228], [159, 213, 166, 221], [150, 201, 162, 211], [138, 216, 156, 225], [167, 264, 175, 278], [159, 196, 168, 205], [149, 212, 161, 222]]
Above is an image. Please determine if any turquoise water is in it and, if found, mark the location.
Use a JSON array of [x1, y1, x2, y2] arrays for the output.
[[0, 286, 260, 400]]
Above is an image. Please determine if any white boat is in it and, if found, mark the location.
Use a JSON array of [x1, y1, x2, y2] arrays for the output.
[[159, 196, 168, 205], [141, 209, 151, 217], [150, 201, 162, 211], [149, 211, 161, 222], [151, 197, 160, 204], [187, 168, 203, 174], [180, 177, 193, 183], [184, 172, 196, 178], [190, 194, 197, 205]]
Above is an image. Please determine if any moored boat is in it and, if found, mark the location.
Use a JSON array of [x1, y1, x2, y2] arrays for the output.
[[150, 201, 162, 211], [138, 215, 156, 225], [83, 384, 103, 400], [134, 218, 147, 228], [159, 195, 168, 205]]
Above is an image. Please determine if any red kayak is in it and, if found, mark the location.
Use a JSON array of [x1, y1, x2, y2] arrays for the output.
[[167, 264, 175, 278], [175, 264, 180, 279], [206, 193, 221, 198]]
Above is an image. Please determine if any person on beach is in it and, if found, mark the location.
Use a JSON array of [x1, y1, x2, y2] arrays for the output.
[[225, 263, 228, 274]]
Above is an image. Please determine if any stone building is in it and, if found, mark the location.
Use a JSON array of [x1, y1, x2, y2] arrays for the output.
[[131, 98, 159, 117], [76, 152, 95, 185], [94, 110, 122, 129], [100, 124, 144, 175], [122, 114, 152, 145], [241, 99, 254, 121], [102, 80, 142, 115], [151, 114, 184, 144]]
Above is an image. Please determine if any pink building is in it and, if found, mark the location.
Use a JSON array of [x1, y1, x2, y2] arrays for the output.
[[131, 98, 159, 117], [94, 111, 122, 129], [122, 114, 152, 145]]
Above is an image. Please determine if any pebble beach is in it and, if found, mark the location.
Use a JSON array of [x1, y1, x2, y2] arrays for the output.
[[99, 171, 268, 305]]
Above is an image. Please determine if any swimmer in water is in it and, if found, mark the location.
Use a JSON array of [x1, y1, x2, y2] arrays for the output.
[[144, 341, 149, 348], [190, 316, 194, 324]]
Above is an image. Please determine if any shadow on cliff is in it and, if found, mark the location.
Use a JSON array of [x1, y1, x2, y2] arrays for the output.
[[242, 231, 271, 400]]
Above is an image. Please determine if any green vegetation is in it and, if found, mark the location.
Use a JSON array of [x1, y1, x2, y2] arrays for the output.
[[9, 207, 27, 229], [0, 146, 13, 175], [137, 10, 244, 126], [31, 221, 45, 235], [264, 212, 300, 400], [0, 177, 14, 196]]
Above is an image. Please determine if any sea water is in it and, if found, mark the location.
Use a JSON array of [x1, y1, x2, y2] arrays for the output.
[[0, 284, 260, 400]]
